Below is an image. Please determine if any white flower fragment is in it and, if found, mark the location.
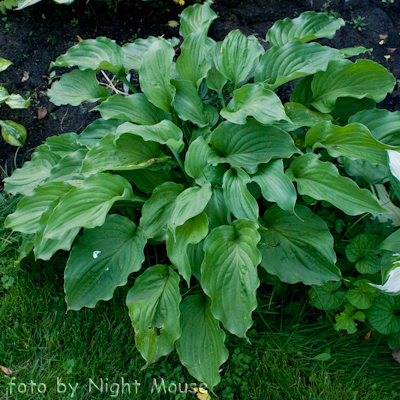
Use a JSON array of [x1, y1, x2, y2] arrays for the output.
[[388, 150, 400, 181], [369, 263, 400, 295], [93, 250, 101, 259]]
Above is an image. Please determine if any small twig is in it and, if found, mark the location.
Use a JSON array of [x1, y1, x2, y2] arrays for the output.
[[60, 108, 69, 132]]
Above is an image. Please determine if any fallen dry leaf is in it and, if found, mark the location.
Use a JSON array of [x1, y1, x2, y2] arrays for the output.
[[77, 35, 83, 42], [167, 20, 179, 28], [38, 107, 47, 120], [21, 71, 29, 82], [379, 34, 389, 40], [392, 349, 400, 364], [364, 331, 372, 340], [0, 366, 12, 376], [387, 48, 397, 54]]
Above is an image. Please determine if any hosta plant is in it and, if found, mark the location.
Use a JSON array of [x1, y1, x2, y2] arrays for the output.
[[0, 57, 30, 146], [5, 1, 400, 389]]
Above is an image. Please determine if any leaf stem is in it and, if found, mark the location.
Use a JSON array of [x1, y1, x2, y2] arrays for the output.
[[219, 91, 226, 109], [171, 149, 194, 186], [182, 121, 192, 143], [119, 75, 139, 94]]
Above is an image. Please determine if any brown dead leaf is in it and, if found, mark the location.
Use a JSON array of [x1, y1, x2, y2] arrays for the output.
[[379, 34, 389, 40], [392, 349, 400, 364], [21, 71, 29, 82], [364, 331, 372, 340], [0, 366, 12, 376], [387, 48, 397, 54], [77, 35, 83, 42], [38, 107, 47, 120]]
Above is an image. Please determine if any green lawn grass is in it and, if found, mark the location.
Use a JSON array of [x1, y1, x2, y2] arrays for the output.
[[1, 193, 400, 400]]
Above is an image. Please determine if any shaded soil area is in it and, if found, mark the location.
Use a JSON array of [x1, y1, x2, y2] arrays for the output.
[[0, 0, 399, 175]]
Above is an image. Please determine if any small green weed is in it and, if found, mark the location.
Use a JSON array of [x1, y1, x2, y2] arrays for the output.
[[351, 16, 368, 31]]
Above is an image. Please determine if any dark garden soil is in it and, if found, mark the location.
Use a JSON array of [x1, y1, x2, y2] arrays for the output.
[[0, 0, 399, 176]]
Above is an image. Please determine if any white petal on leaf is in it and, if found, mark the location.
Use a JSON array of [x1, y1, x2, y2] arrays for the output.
[[369, 266, 400, 294], [388, 150, 400, 181]]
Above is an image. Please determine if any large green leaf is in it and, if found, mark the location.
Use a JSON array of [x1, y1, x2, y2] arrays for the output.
[[4, 146, 61, 196], [126, 265, 181, 366], [251, 160, 296, 214], [0, 120, 27, 147], [171, 80, 209, 128], [115, 120, 184, 154], [311, 59, 396, 113], [349, 109, 400, 146], [286, 154, 388, 215], [78, 119, 126, 149], [340, 157, 388, 185], [283, 102, 333, 130], [209, 120, 298, 171], [346, 280, 380, 310], [5, 182, 72, 234], [365, 295, 400, 335], [45, 149, 87, 185], [139, 182, 184, 242], [201, 219, 261, 338], [309, 281, 346, 310], [94, 94, 168, 125], [176, 294, 228, 390], [291, 75, 313, 106], [167, 212, 208, 285], [168, 183, 212, 235], [305, 121, 398, 165], [65, 214, 146, 310], [176, 24, 211, 89], [179, 0, 217, 39], [346, 234, 385, 274], [259, 205, 340, 285], [222, 167, 258, 222], [139, 38, 175, 113], [380, 229, 400, 253], [255, 41, 343, 90], [266, 11, 344, 47], [47, 69, 109, 106], [217, 30, 263, 88], [44, 132, 85, 158], [204, 186, 229, 230], [43, 173, 138, 240], [50, 37, 124, 75], [33, 190, 79, 261], [330, 97, 376, 126], [220, 84, 288, 125], [81, 133, 168, 176], [184, 136, 213, 185], [119, 168, 172, 195], [122, 36, 179, 72]]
